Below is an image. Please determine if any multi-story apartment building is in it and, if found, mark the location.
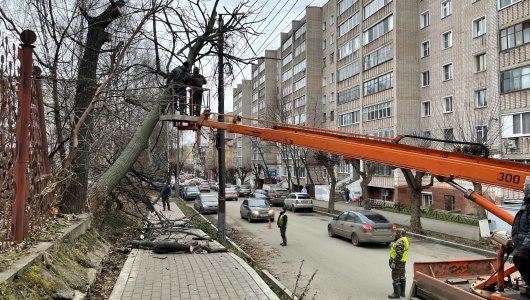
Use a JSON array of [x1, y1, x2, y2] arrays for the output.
[[232, 80, 252, 171], [249, 50, 282, 181], [232, 0, 530, 213]]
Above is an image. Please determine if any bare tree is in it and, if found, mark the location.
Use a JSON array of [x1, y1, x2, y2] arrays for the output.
[[401, 169, 434, 232], [350, 160, 375, 210], [314, 152, 340, 213]]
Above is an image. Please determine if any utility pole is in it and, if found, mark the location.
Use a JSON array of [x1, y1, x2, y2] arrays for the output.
[[217, 16, 226, 243], [175, 130, 180, 197]]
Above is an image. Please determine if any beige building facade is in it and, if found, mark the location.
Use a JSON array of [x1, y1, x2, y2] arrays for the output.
[[232, 0, 530, 211]]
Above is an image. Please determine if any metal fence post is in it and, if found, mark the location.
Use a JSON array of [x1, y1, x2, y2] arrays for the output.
[[12, 30, 36, 243]]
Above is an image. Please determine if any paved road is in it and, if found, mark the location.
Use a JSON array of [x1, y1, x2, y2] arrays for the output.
[[188, 194, 488, 300]]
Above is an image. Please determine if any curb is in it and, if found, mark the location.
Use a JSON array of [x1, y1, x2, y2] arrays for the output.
[[190, 205, 298, 300], [312, 208, 497, 258], [0, 214, 92, 283]]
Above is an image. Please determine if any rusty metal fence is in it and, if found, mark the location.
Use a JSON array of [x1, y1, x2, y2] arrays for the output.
[[0, 30, 53, 246]]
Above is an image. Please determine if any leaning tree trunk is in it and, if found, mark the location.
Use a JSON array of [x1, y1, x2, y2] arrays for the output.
[[89, 91, 169, 203], [61, 1, 125, 213]]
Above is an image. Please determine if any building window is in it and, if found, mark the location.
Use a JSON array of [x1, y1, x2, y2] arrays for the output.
[[363, 15, 393, 45], [295, 24, 306, 40], [294, 41, 306, 57], [322, 94, 327, 104], [339, 61, 360, 81], [323, 21, 326, 31], [444, 128, 454, 141], [330, 14, 335, 25], [421, 71, 430, 87], [473, 16, 486, 37], [330, 34, 335, 44], [422, 193, 433, 207], [338, 36, 361, 60], [338, 12, 360, 37], [420, 11, 430, 29], [338, 0, 358, 15], [293, 59, 306, 75], [330, 53, 335, 63], [322, 76, 326, 87], [323, 39, 327, 50], [294, 77, 306, 92], [363, 72, 393, 96], [330, 111, 335, 122], [498, 0, 522, 10], [444, 195, 455, 211], [441, 0, 452, 18], [442, 31, 453, 49], [337, 110, 361, 126], [475, 89, 487, 107], [282, 52, 292, 67], [421, 41, 430, 58], [338, 85, 361, 105], [421, 101, 431, 117], [476, 125, 488, 143], [500, 20, 530, 51], [364, 43, 393, 70], [364, 0, 392, 20], [323, 112, 327, 121], [502, 112, 530, 137], [323, 57, 326, 68], [443, 96, 453, 113], [500, 65, 530, 93], [330, 73, 334, 84], [363, 100, 394, 121], [475, 53, 486, 72], [443, 63, 453, 81], [281, 37, 292, 51]]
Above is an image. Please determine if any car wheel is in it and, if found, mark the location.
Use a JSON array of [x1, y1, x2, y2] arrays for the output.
[[292, 205, 296, 213], [247, 214, 253, 223], [351, 233, 361, 246], [328, 225, 335, 237], [199, 207, 204, 214]]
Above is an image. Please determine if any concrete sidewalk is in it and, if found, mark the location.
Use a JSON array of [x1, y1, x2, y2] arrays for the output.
[[313, 200, 480, 241], [109, 200, 279, 300]]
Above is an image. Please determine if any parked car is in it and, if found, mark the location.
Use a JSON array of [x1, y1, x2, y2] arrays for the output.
[[254, 189, 268, 196], [328, 210, 397, 246], [238, 185, 251, 197], [248, 192, 269, 202], [194, 194, 219, 214], [240, 198, 275, 223], [211, 182, 219, 191], [198, 181, 211, 192], [284, 193, 313, 212], [182, 186, 200, 201], [268, 188, 289, 206], [225, 188, 239, 201], [153, 181, 165, 189]]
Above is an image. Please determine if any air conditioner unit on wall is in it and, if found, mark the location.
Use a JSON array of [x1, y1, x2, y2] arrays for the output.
[[504, 139, 517, 149]]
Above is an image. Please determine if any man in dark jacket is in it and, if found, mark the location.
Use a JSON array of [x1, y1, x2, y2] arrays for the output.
[[166, 61, 191, 114], [512, 176, 530, 294], [277, 207, 288, 246], [161, 183, 172, 211], [189, 66, 207, 116]]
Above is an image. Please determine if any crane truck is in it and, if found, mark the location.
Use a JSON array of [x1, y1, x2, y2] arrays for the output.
[[163, 108, 530, 300]]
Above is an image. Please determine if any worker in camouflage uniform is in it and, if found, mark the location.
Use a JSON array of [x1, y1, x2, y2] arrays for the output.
[[388, 229, 409, 298], [277, 207, 288, 246]]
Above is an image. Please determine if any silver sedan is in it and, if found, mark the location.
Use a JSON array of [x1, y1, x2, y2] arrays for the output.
[[240, 198, 275, 223], [194, 194, 218, 214], [328, 210, 397, 246]]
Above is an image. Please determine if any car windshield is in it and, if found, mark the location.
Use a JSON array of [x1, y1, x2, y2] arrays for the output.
[[363, 213, 389, 223], [253, 194, 266, 198], [248, 199, 269, 207], [201, 196, 218, 202], [240, 185, 250, 189], [297, 194, 311, 199], [186, 187, 199, 192], [226, 188, 236, 192]]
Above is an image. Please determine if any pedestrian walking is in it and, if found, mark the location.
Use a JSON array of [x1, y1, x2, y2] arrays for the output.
[[344, 186, 351, 203], [189, 66, 207, 116], [301, 186, 307, 194], [161, 183, 172, 211], [388, 229, 409, 298], [277, 207, 288, 246], [166, 61, 191, 114], [510, 176, 530, 296]]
